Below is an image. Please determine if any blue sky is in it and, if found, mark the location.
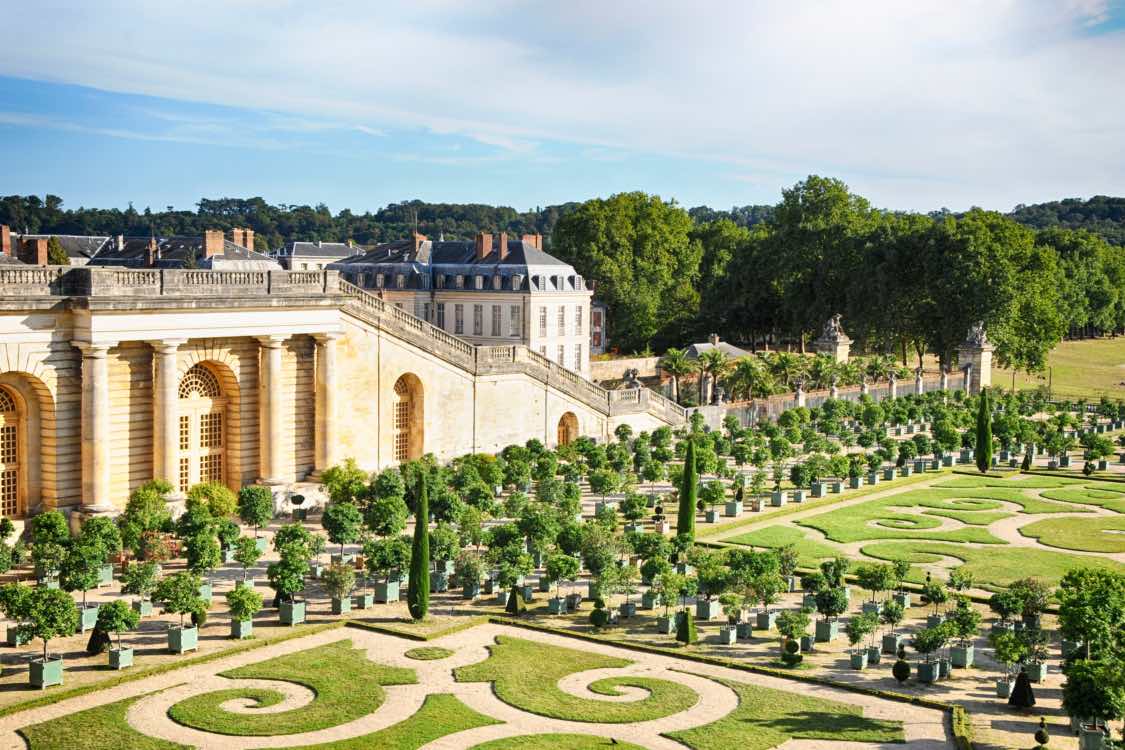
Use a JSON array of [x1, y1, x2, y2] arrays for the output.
[[0, 1, 1122, 214]]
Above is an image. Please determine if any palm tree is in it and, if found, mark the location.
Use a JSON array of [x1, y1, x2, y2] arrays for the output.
[[866, 354, 897, 383], [729, 356, 778, 400], [660, 348, 692, 405], [698, 349, 731, 405], [807, 353, 838, 391], [837, 359, 863, 387], [767, 351, 806, 390]]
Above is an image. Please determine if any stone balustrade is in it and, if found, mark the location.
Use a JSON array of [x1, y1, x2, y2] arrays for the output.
[[0, 266, 339, 298]]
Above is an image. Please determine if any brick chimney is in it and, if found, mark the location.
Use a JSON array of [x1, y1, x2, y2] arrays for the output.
[[708, 333, 720, 346], [203, 229, 225, 259], [412, 231, 427, 254], [20, 238, 48, 265], [229, 228, 244, 248], [242, 228, 254, 251], [497, 232, 508, 261], [475, 232, 493, 261], [145, 237, 158, 267], [521, 233, 542, 250], [0, 225, 10, 257]]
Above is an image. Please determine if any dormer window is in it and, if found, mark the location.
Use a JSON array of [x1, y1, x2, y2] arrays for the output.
[[474, 275, 484, 290], [512, 274, 524, 291], [455, 275, 465, 289], [492, 275, 502, 290], [396, 274, 406, 289], [376, 273, 385, 288], [436, 274, 446, 289]]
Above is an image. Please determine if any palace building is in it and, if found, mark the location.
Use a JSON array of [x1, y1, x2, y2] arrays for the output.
[[0, 225, 682, 525]]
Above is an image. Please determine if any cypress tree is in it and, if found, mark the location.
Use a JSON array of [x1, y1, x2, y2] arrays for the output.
[[975, 389, 993, 474], [407, 476, 430, 620], [677, 438, 697, 539]]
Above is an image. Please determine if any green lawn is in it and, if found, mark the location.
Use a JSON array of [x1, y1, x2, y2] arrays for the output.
[[22, 692, 495, 750], [933, 476, 1082, 490], [992, 336, 1125, 399], [861, 540, 1125, 588], [1020, 516, 1125, 553], [663, 675, 903, 750], [726, 526, 842, 565], [167, 639, 416, 736], [1042, 485, 1125, 514], [405, 646, 455, 660], [20, 694, 189, 750], [471, 735, 646, 749], [455, 635, 698, 723]]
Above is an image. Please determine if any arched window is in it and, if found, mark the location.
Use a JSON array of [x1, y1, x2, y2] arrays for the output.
[[557, 412, 579, 447], [0, 387, 20, 517], [392, 374, 423, 462], [178, 364, 225, 491]]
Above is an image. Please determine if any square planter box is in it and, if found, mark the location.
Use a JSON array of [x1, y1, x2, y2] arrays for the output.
[[331, 596, 352, 615], [655, 615, 675, 634], [255, 536, 268, 553], [1023, 614, 1042, 630], [696, 599, 723, 620], [483, 577, 497, 595], [132, 599, 153, 617], [771, 491, 786, 507], [811, 483, 827, 498], [724, 501, 742, 517], [861, 601, 882, 616], [198, 582, 213, 604], [917, 660, 939, 684], [565, 593, 584, 611], [882, 633, 904, 655], [802, 593, 818, 609], [641, 590, 658, 610], [815, 620, 839, 643], [1060, 455, 1071, 467], [999, 450, 1010, 462], [30, 657, 63, 689], [292, 507, 308, 521], [786, 576, 798, 593], [800, 634, 816, 652], [331, 553, 355, 565], [221, 547, 236, 564], [926, 613, 945, 628], [6, 626, 28, 647], [894, 427, 904, 436], [587, 580, 601, 600], [718, 625, 737, 645], [619, 602, 636, 619], [231, 619, 253, 639], [593, 501, 616, 515], [1078, 726, 1107, 750], [850, 650, 869, 670], [913, 460, 927, 474], [737, 622, 755, 640], [520, 585, 535, 603], [462, 583, 481, 600], [354, 592, 374, 609], [1027, 662, 1048, 682], [943, 455, 956, 467], [676, 563, 694, 576], [938, 658, 952, 680], [98, 563, 114, 587], [899, 466, 913, 477], [78, 604, 100, 633], [849, 476, 863, 490], [374, 580, 400, 603], [537, 576, 552, 593], [430, 571, 449, 593], [495, 590, 509, 605], [168, 625, 198, 654], [308, 564, 325, 579], [756, 610, 778, 631], [951, 645, 974, 668], [866, 472, 880, 486], [959, 449, 973, 463], [1062, 639, 1085, 659], [791, 489, 806, 503], [547, 597, 567, 614], [930, 458, 941, 470], [996, 678, 1013, 698], [280, 600, 306, 626], [882, 467, 896, 481], [37, 577, 59, 590], [829, 481, 843, 493], [653, 520, 670, 533], [1048, 460, 1059, 470], [704, 510, 719, 523], [109, 647, 133, 670], [1097, 459, 1108, 471]]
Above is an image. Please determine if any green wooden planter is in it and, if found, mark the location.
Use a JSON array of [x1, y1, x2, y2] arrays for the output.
[[331, 553, 355, 565], [756, 610, 778, 630], [292, 507, 308, 521], [461, 583, 480, 600], [374, 580, 399, 603], [198, 582, 213, 604], [231, 619, 253, 639], [850, 650, 868, 670], [331, 596, 351, 615], [6, 626, 28, 646], [255, 536, 268, 553], [168, 626, 198, 654], [951, 644, 974, 668], [815, 619, 839, 642], [430, 571, 449, 593], [131, 598, 153, 616], [548, 597, 567, 614], [280, 600, 306, 626], [30, 657, 63, 689], [222, 548, 236, 564], [882, 633, 905, 654], [78, 604, 100, 633], [353, 592, 374, 609], [917, 660, 939, 683], [98, 563, 114, 587], [108, 647, 133, 670]]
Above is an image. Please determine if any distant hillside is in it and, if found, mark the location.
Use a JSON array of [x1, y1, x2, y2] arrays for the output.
[[1008, 196, 1125, 246]]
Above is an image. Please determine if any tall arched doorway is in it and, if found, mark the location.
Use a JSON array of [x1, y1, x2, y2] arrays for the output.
[[0, 386, 22, 517], [392, 374, 423, 463], [178, 364, 226, 491], [557, 412, 579, 447]]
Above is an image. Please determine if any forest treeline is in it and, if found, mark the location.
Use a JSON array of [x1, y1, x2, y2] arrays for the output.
[[1, 185, 1122, 373]]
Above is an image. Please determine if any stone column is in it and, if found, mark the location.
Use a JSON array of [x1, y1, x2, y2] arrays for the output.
[[73, 341, 116, 514], [257, 335, 288, 484], [794, 381, 806, 408], [888, 375, 898, 400], [914, 368, 925, 396], [939, 368, 949, 391], [150, 339, 186, 492], [311, 332, 340, 478], [829, 377, 839, 400]]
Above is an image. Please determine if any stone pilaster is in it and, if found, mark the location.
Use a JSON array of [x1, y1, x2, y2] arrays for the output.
[[73, 341, 116, 514], [311, 332, 340, 478], [257, 335, 289, 484], [957, 324, 993, 395], [150, 339, 186, 493]]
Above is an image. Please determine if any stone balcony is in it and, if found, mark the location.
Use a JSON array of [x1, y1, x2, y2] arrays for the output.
[[0, 266, 339, 300]]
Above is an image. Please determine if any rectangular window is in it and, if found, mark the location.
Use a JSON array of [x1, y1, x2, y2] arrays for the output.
[[539, 307, 547, 337], [510, 305, 521, 337], [179, 415, 190, 451], [557, 345, 565, 365], [0, 469, 16, 518], [454, 304, 464, 334], [576, 305, 583, 334], [558, 306, 566, 336], [436, 303, 446, 330], [491, 305, 501, 336], [575, 344, 582, 371], [179, 457, 190, 493], [473, 304, 483, 335], [200, 413, 223, 448], [423, 303, 432, 322], [539, 345, 547, 357], [200, 453, 223, 484]]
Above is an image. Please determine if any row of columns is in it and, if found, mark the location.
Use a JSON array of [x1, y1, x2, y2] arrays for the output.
[[74, 333, 340, 514]]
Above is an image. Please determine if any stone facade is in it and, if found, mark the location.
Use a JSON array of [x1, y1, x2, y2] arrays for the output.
[[0, 266, 682, 520]]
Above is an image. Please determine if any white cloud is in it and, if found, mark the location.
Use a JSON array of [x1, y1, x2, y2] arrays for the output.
[[0, 0, 1121, 209]]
